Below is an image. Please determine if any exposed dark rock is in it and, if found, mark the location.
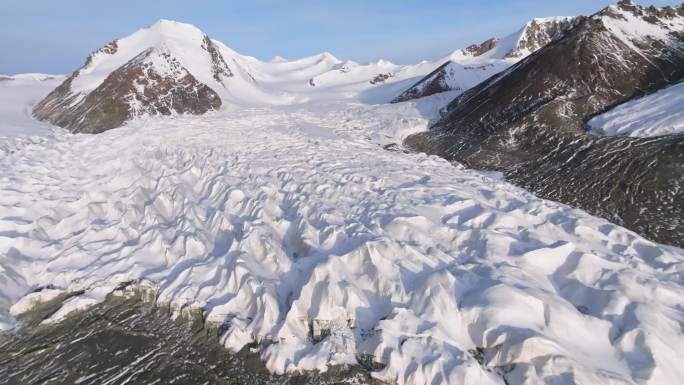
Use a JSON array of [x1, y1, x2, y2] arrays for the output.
[[0, 292, 384, 385], [370, 73, 393, 85], [404, 3, 684, 247], [395, 17, 579, 103], [504, 17, 579, 58], [392, 62, 460, 103], [462, 38, 498, 56], [202, 35, 233, 83], [84, 40, 118, 67]]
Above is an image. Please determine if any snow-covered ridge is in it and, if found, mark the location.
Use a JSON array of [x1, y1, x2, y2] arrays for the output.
[[589, 81, 684, 137], [453, 16, 577, 61], [391, 16, 578, 103], [597, 1, 684, 52]]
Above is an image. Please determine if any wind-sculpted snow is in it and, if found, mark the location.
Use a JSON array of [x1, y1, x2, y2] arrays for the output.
[[1, 98, 684, 385], [589, 81, 684, 137]]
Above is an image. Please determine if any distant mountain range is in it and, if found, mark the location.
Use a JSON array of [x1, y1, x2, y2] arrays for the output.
[[31, 15, 581, 133], [392, 16, 578, 103]]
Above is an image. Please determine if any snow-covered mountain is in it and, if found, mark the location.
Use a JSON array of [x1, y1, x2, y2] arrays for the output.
[[405, 0, 684, 247], [34, 16, 585, 133], [392, 16, 578, 103], [32, 20, 305, 133], [460, 16, 578, 60]]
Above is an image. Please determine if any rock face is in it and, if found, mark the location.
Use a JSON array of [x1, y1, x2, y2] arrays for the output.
[[462, 38, 498, 57], [393, 17, 578, 103], [503, 17, 578, 58], [405, 1, 684, 247], [33, 20, 243, 134]]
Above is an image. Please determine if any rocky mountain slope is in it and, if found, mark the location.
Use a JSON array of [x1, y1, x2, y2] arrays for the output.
[[405, 1, 684, 247], [392, 17, 577, 103]]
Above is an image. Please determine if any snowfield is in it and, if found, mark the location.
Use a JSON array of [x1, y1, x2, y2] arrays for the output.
[[589, 81, 684, 137], [0, 74, 64, 152], [1, 78, 684, 385]]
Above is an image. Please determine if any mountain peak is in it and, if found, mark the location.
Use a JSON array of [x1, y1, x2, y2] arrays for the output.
[[504, 16, 577, 58], [318, 51, 341, 63], [148, 19, 202, 32], [595, 1, 684, 55], [31, 19, 248, 133], [455, 16, 578, 60]]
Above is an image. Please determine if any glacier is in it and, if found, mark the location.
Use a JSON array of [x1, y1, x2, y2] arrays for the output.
[[1, 74, 683, 385]]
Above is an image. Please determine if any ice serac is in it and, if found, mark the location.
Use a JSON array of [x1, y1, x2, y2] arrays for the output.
[[405, 1, 684, 247], [393, 16, 577, 103], [32, 20, 246, 133]]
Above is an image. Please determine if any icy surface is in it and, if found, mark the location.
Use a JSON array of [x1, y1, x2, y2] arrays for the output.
[[2, 79, 684, 385], [0, 74, 65, 151], [589, 81, 684, 137]]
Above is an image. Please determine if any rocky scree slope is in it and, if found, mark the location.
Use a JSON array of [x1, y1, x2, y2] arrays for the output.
[[32, 20, 247, 134], [405, 1, 684, 247], [392, 17, 578, 103]]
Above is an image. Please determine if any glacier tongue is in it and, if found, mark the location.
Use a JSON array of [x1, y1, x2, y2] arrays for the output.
[[2, 93, 684, 385]]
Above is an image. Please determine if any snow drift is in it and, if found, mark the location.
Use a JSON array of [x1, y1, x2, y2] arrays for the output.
[[589, 81, 684, 137]]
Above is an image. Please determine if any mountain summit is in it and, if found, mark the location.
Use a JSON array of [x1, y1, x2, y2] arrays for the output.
[[392, 16, 578, 103], [33, 20, 260, 133], [460, 16, 578, 59]]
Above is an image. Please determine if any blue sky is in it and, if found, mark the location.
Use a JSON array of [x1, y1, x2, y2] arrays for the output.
[[0, 0, 676, 74]]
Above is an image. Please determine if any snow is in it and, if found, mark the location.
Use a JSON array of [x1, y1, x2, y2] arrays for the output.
[[0, 74, 65, 152], [599, 5, 684, 56], [508, 17, 576, 58], [445, 16, 575, 62], [2, 77, 684, 385], [66, 20, 305, 107], [43, 15, 583, 117], [397, 61, 510, 101], [589, 81, 684, 137], [9, 288, 63, 317]]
